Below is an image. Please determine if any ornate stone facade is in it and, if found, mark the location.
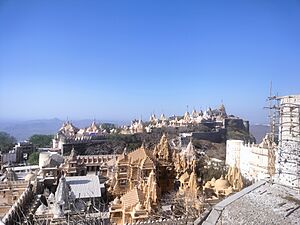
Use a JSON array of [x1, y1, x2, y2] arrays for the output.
[[60, 148, 87, 176], [111, 145, 155, 196], [77, 154, 118, 176], [109, 134, 201, 224]]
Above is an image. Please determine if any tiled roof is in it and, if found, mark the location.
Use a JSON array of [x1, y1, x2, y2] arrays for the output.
[[118, 147, 153, 164]]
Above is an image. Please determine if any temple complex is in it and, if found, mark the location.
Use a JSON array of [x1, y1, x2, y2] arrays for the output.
[[52, 121, 108, 154], [1, 91, 300, 225], [108, 134, 202, 224], [120, 104, 230, 134]]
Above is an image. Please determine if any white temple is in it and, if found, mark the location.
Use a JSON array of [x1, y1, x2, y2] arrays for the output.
[[52, 120, 107, 152], [122, 104, 229, 134]]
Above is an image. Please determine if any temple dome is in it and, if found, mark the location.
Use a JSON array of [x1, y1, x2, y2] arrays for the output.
[[204, 182, 212, 188], [215, 175, 230, 190], [24, 172, 36, 182]]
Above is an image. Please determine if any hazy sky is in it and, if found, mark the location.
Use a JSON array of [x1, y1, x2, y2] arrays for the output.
[[0, 0, 299, 124]]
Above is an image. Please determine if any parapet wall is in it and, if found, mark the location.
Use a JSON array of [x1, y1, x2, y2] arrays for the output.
[[226, 140, 273, 182], [126, 216, 195, 225]]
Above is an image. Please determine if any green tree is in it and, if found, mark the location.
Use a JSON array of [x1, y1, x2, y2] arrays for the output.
[[0, 131, 16, 152], [29, 134, 53, 147], [27, 152, 39, 165]]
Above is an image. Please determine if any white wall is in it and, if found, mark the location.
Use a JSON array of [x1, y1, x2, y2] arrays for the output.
[[226, 140, 243, 168], [226, 140, 271, 182]]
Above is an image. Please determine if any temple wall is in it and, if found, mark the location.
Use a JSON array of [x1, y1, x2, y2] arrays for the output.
[[239, 145, 251, 176], [226, 140, 242, 168], [226, 140, 271, 182]]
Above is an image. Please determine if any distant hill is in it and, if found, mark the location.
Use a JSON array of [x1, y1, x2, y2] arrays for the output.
[[0, 118, 125, 141], [0, 119, 62, 141], [250, 124, 269, 144]]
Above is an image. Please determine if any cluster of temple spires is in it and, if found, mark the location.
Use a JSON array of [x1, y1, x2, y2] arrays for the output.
[[53, 104, 229, 141]]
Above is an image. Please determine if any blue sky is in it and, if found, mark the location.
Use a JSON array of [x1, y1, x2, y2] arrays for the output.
[[0, 0, 299, 124]]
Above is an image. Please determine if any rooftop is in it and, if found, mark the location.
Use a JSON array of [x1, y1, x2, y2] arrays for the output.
[[202, 180, 300, 225], [10, 165, 40, 172], [65, 175, 105, 199]]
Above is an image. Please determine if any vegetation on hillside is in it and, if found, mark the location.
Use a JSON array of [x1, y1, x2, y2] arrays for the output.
[[226, 128, 256, 142], [193, 140, 226, 161], [27, 152, 39, 165], [225, 119, 256, 143], [29, 134, 53, 147], [0, 131, 16, 152]]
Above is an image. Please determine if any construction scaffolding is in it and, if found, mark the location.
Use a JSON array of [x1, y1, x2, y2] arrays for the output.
[[264, 82, 280, 142], [264, 87, 280, 179]]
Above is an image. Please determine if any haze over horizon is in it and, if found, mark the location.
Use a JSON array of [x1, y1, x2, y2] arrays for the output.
[[1, 1, 300, 124]]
